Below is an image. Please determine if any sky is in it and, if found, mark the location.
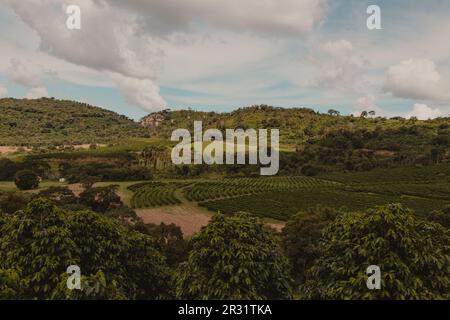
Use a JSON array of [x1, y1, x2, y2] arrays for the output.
[[0, 0, 449, 120]]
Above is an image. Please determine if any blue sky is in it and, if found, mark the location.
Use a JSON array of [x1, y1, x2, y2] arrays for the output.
[[0, 0, 449, 120]]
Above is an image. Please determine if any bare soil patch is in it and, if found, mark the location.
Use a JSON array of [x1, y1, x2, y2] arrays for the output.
[[136, 205, 285, 236], [72, 144, 107, 150], [0, 146, 31, 154], [136, 206, 212, 237], [268, 223, 285, 232], [67, 183, 84, 196]]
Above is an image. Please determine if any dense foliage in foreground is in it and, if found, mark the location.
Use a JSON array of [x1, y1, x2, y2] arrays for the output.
[[0, 199, 170, 299], [175, 213, 293, 299], [0, 196, 449, 300], [303, 204, 450, 299]]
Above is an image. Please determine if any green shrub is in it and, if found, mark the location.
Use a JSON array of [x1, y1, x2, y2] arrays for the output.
[[175, 212, 293, 299], [282, 207, 340, 285], [303, 204, 450, 300], [14, 170, 40, 190], [0, 198, 170, 299]]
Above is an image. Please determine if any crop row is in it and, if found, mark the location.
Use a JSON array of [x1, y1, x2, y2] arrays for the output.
[[185, 176, 339, 202], [128, 182, 189, 208], [199, 187, 448, 220]]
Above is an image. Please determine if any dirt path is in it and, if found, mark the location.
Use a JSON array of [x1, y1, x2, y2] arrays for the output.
[[136, 205, 212, 237]]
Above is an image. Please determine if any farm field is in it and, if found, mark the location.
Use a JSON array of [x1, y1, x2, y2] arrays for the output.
[[3, 164, 449, 222], [128, 181, 194, 208], [126, 165, 450, 220]]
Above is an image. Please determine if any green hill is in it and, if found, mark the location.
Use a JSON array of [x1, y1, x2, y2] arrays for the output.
[[2, 100, 449, 174], [0, 98, 147, 146], [142, 105, 450, 172], [142, 105, 450, 144]]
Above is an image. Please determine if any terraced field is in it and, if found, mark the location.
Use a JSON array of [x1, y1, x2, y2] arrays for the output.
[[185, 176, 338, 202], [198, 188, 448, 220], [127, 165, 450, 220], [128, 181, 192, 208]]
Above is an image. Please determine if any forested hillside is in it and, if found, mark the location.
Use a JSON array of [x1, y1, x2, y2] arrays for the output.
[[143, 105, 450, 173], [0, 98, 147, 146], [142, 105, 450, 144], [2, 100, 450, 175], [2, 100, 449, 160]]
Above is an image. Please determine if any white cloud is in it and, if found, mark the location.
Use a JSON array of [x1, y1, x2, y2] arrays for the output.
[[9, 59, 44, 87], [7, 0, 160, 78], [404, 104, 442, 120], [6, 0, 326, 112], [109, 0, 327, 38], [7, 59, 53, 100], [357, 94, 377, 110], [111, 73, 166, 112], [160, 32, 282, 89], [310, 40, 366, 89], [25, 86, 48, 99], [383, 58, 450, 101], [352, 94, 387, 117], [0, 34, 114, 89], [0, 85, 8, 98], [7, 0, 166, 112], [3, 0, 450, 119]]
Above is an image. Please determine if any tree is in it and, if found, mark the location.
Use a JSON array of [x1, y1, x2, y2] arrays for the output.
[[327, 109, 340, 117], [81, 176, 99, 190], [0, 191, 31, 214], [175, 213, 293, 299], [282, 207, 339, 285], [135, 222, 189, 267], [0, 198, 170, 299], [39, 186, 78, 207], [106, 205, 141, 224], [66, 209, 170, 299], [0, 158, 19, 180], [300, 164, 322, 176], [78, 185, 122, 213], [426, 206, 450, 229], [0, 198, 77, 298], [303, 204, 450, 300], [0, 269, 23, 299], [360, 110, 368, 118], [51, 270, 125, 300], [22, 160, 51, 178], [14, 170, 40, 190], [368, 110, 376, 117]]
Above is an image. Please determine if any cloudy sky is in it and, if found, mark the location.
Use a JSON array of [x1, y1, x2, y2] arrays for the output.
[[0, 0, 449, 120]]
